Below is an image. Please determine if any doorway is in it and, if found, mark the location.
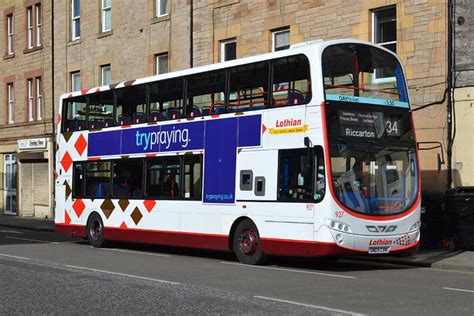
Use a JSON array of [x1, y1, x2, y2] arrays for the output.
[[4, 154, 17, 215]]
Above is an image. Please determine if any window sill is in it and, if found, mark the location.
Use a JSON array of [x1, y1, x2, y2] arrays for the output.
[[97, 30, 113, 39], [214, 0, 239, 9], [23, 46, 43, 54], [151, 14, 170, 24], [3, 53, 15, 60], [0, 120, 46, 128], [67, 39, 81, 47]]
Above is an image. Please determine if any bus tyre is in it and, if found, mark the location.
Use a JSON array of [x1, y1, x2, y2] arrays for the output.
[[87, 213, 106, 248], [233, 219, 266, 265]]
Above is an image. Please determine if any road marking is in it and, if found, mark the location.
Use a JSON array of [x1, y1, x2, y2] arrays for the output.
[[66, 265, 180, 285], [254, 296, 365, 315], [0, 229, 23, 234], [96, 247, 171, 257], [443, 287, 474, 294], [5, 236, 60, 245], [221, 262, 356, 279], [0, 253, 31, 261]]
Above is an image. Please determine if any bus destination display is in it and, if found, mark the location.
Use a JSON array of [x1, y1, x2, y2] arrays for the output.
[[338, 110, 402, 139]]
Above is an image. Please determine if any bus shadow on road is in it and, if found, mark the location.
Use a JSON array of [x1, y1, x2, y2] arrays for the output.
[[268, 255, 414, 272], [80, 240, 414, 272]]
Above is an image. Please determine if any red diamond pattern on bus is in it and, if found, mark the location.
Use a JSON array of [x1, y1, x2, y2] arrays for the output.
[[74, 134, 87, 156], [144, 200, 156, 213], [72, 199, 85, 218], [61, 152, 73, 172], [65, 210, 71, 225], [63, 132, 73, 142], [118, 199, 130, 212], [131, 207, 143, 225], [120, 221, 128, 229], [101, 199, 114, 219], [64, 181, 72, 199]]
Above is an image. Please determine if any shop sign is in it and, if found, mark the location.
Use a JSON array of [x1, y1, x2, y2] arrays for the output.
[[18, 138, 47, 150]]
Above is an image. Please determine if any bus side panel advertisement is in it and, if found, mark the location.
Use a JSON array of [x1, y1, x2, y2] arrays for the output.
[[203, 118, 238, 204], [87, 115, 261, 203]]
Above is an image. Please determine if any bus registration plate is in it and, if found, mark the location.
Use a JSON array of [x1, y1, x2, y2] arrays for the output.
[[368, 246, 390, 254]]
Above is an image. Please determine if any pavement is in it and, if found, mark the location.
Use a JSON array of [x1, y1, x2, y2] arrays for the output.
[[1, 214, 472, 273]]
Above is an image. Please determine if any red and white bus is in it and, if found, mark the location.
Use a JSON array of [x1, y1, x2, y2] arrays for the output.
[[55, 39, 421, 264]]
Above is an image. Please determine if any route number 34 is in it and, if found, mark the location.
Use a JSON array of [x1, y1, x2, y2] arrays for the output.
[[385, 120, 399, 135]]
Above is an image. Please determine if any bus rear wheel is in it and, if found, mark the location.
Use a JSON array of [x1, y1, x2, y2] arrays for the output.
[[233, 219, 266, 265], [87, 213, 106, 248]]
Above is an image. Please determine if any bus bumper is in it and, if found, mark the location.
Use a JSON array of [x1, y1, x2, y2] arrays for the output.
[[328, 229, 420, 254]]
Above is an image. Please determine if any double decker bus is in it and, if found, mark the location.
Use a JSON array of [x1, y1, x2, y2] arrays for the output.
[[55, 39, 420, 264]]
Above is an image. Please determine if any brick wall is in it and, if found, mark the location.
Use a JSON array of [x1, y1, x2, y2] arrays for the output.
[[0, 0, 54, 142]]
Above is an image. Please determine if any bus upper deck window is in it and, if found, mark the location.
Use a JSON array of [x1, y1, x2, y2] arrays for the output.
[[88, 90, 114, 129], [229, 62, 269, 112], [272, 55, 311, 107], [115, 85, 147, 126], [187, 70, 226, 116], [149, 78, 184, 121], [63, 95, 87, 132]]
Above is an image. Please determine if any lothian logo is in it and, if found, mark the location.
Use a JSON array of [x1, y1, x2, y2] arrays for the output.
[[275, 118, 302, 127], [369, 239, 393, 246]]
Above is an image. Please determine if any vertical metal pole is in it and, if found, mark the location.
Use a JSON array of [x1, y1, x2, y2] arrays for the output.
[[190, 1, 193, 68], [447, 0, 453, 189]]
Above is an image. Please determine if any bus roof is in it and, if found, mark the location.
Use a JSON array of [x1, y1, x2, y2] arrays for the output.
[[59, 38, 396, 101]]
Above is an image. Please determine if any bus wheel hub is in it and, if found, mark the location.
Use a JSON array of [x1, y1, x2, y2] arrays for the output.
[[240, 229, 257, 255]]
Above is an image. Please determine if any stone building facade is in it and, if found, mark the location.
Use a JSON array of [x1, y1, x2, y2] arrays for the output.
[[0, 0, 54, 218], [2, 0, 455, 217], [452, 0, 474, 187]]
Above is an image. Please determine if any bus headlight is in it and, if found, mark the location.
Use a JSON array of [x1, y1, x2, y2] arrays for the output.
[[325, 219, 351, 233], [335, 233, 344, 245], [409, 221, 421, 232]]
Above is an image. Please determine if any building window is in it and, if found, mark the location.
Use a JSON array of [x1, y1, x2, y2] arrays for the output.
[[35, 4, 42, 46], [101, 0, 112, 32], [155, 53, 168, 74], [26, 4, 42, 49], [272, 28, 290, 52], [28, 79, 34, 121], [72, 0, 80, 40], [26, 77, 42, 121], [373, 6, 396, 79], [6, 14, 14, 55], [27, 7, 34, 49], [156, 0, 168, 17], [36, 77, 42, 120], [101, 65, 111, 85], [71, 72, 81, 91], [7, 83, 14, 124], [220, 39, 236, 62]]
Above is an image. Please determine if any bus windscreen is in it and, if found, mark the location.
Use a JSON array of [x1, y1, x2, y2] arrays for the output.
[[322, 43, 409, 108]]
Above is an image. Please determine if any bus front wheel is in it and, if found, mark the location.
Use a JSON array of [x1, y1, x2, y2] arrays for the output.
[[87, 213, 106, 248], [233, 219, 266, 265]]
